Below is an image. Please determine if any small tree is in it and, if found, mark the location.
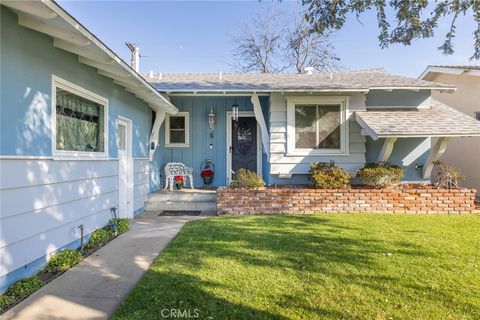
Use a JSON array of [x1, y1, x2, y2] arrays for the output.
[[431, 161, 465, 188]]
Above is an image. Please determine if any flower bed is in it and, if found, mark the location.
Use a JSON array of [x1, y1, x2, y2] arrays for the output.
[[217, 187, 477, 214], [0, 218, 129, 314]]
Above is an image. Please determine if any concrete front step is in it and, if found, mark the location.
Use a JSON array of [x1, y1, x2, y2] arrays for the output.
[[145, 200, 217, 213], [147, 191, 217, 202]]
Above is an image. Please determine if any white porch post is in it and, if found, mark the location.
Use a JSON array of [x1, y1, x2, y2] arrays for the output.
[[422, 137, 450, 179], [251, 94, 270, 160], [149, 110, 166, 161], [377, 137, 397, 162]]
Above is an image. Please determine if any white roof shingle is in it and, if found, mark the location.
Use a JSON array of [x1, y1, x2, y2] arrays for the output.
[[355, 99, 480, 139]]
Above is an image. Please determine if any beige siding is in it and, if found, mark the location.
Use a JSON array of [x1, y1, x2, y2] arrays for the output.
[[429, 73, 480, 196]]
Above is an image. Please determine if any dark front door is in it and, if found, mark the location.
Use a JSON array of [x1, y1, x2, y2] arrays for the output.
[[231, 117, 257, 175]]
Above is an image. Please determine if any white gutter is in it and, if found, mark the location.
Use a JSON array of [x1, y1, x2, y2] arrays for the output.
[[159, 86, 455, 94]]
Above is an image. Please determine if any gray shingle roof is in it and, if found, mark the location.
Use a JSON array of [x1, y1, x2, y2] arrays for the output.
[[355, 99, 480, 139], [144, 68, 455, 92]]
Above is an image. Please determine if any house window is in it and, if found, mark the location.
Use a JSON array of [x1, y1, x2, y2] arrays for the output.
[[165, 112, 189, 147], [475, 112, 480, 121], [287, 97, 348, 155], [53, 76, 108, 157]]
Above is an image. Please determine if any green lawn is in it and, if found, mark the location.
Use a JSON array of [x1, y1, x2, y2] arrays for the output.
[[113, 214, 480, 320]]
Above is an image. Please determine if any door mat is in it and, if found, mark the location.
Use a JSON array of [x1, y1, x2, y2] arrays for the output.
[[159, 210, 202, 216]]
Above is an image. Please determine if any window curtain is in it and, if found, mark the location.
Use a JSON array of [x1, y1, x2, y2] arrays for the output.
[[56, 91, 104, 152]]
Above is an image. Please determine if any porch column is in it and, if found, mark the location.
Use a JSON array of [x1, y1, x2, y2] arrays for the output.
[[377, 137, 397, 162], [149, 110, 166, 161], [251, 94, 270, 160], [422, 137, 450, 179]]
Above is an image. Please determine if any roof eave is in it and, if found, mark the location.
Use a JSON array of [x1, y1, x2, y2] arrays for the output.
[[1, 0, 178, 114]]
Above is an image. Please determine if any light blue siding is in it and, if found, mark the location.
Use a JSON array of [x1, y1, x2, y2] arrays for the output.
[[0, 7, 151, 158], [0, 7, 150, 293], [365, 137, 431, 182], [366, 89, 431, 107], [150, 96, 270, 190]]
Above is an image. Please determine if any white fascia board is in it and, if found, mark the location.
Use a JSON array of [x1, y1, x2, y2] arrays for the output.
[[9, 0, 177, 113], [1, 0, 57, 19], [369, 86, 456, 92], [355, 114, 379, 140], [377, 133, 480, 138], [419, 66, 480, 80], [160, 89, 371, 94]]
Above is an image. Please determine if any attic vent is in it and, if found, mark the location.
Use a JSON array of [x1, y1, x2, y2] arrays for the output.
[[304, 67, 314, 75]]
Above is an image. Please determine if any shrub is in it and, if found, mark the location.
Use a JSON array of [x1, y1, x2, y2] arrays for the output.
[[356, 162, 404, 188], [45, 249, 82, 273], [431, 161, 465, 188], [310, 161, 350, 189], [0, 294, 16, 310], [109, 218, 129, 234], [87, 228, 112, 248], [229, 169, 265, 189], [5, 277, 44, 300]]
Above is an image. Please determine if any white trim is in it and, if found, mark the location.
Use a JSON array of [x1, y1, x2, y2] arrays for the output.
[[251, 94, 270, 159], [0, 155, 55, 160], [226, 111, 262, 185], [419, 66, 480, 80], [160, 86, 454, 94], [117, 116, 134, 219], [51, 75, 109, 160], [168, 93, 271, 97], [164, 112, 190, 148], [377, 137, 397, 162], [423, 137, 450, 179], [286, 96, 349, 156], [149, 110, 166, 160]]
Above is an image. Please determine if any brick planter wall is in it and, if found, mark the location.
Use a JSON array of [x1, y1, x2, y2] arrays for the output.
[[216, 187, 477, 214]]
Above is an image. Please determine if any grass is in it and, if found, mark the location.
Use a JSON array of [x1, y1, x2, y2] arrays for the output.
[[113, 214, 480, 320]]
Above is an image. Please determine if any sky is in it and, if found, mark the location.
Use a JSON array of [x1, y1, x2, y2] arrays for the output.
[[58, 0, 478, 78]]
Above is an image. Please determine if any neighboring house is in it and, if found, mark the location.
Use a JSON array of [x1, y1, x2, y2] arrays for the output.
[[419, 66, 480, 198], [2, 0, 480, 293]]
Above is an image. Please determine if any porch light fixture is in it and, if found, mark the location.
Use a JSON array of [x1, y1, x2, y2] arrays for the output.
[[232, 99, 239, 122], [208, 108, 216, 137]]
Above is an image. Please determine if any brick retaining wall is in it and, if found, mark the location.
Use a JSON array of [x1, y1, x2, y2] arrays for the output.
[[216, 187, 477, 214]]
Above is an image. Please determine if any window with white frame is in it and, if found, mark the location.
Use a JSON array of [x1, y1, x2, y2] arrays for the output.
[[287, 97, 348, 154], [165, 112, 189, 147], [53, 76, 108, 157]]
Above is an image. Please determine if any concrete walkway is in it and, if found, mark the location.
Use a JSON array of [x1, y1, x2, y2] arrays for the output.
[[3, 212, 206, 320]]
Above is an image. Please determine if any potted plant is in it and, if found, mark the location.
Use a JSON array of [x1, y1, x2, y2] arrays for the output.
[[200, 159, 215, 187], [201, 169, 214, 185], [175, 176, 184, 190]]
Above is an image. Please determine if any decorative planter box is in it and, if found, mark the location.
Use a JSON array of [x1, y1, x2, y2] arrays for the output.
[[216, 187, 477, 214]]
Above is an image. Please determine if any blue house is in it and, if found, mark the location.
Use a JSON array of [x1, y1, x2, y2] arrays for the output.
[[1, 0, 480, 292]]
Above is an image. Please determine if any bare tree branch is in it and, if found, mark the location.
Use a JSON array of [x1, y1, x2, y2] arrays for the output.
[[231, 9, 341, 73], [285, 16, 340, 73], [231, 10, 284, 73]]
